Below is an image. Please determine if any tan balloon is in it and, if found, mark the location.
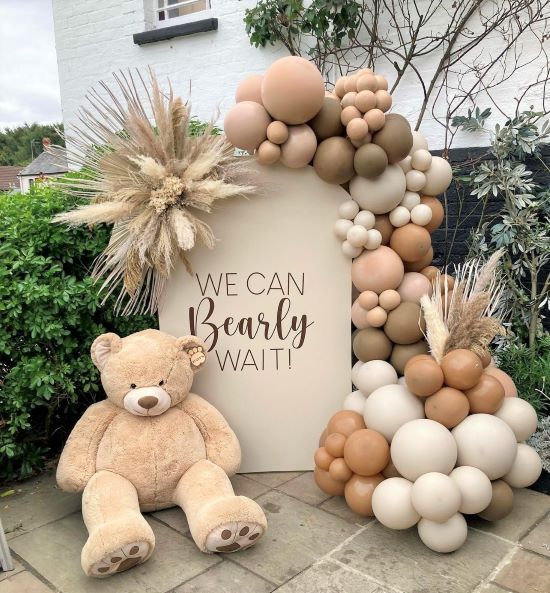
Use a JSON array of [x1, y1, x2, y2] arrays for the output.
[[422, 156, 453, 195], [261, 56, 325, 124], [309, 97, 345, 140], [326, 410, 365, 437], [235, 74, 263, 104], [390, 224, 432, 263], [404, 246, 434, 272], [313, 137, 356, 185], [314, 466, 346, 496], [484, 367, 518, 397], [329, 458, 353, 482], [478, 480, 514, 521], [397, 272, 432, 303], [465, 374, 505, 414], [420, 196, 445, 233], [334, 77, 347, 98], [374, 214, 394, 245], [256, 140, 281, 165], [341, 106, 362, 126], [425, 387, 470, 428], [384, 302, 426, 345], [351, 246, 405, 293], [353, 327, 393, 362], [344, 473, 384, 516], [372, 114, 413, 163], [314, 446, 334, 471], [349, 164, 407, 214], [375, 90, 392, 112], [351, 298, 370, 329], [358, 290, 379, 310], [420, 265, 439, 282], [266, 120, 289, 144], [366, 306, 387, 327], [378, 289, 401, 311], [405, 355, 444, 397], [344, 74, 359, 92], [325, 432, 347, 458], [364, 108, 386, 132], [374, 74, 389, 90], [224, 101, 271, 151], [355, 90, 377, 113], [347, 117, 369, 141], [279, 124, 317, 168], [341, 91, 358, 108], [390, 341, 429, 375], [357, 74, 378, 92], [344, 429, 390, 476], [441, 349, 483, 390]]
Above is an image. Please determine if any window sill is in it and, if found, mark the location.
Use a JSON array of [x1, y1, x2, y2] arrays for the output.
[[133, 18, 218, 45]]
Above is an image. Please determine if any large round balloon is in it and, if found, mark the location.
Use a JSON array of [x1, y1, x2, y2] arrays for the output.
[[349, 165, 406, 214], [352, 246, 405, 293], [261, 56, 325, 124], [354, 359, 398, 396], [494, 397, 538, 441], [372, 114, 413, 163], [353, 327, 393, 361], [309, 96, 345, 140], [344, 473, 384, 516], [502, 444, 542, 488], [384, 302, 425, 344], [280, 124, 318, 168], [411, 472, 461, 522], [372, 477, 420, 529], [224, 101, 271, 151], [449, 466, 493, 514], [422, 156, 453, 195], [343, 429, 390, 476], [313, 137, 355, 184], [417, 513, 468, 553], [235, 74, 263, 104]]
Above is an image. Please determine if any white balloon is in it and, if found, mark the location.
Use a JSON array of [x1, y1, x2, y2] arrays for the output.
[[502, 443, 542, 488], [417, 513, 467, 553], [409, 131, 429, 155], [452, 414, 517, 480], [389, 206, 411, 227], [338, 200, 360, 220], [400, 191, 421, 211], [365, 228, 383, 250], [398, 155, 413, 173], [349, 165, 406, 214], [450, 466, 492, 514], [406, 169, 426, 192], [347, 224, 369, 247], [494, 398, 538, 441], [411, 472, 461, 522], [351, 360, 364, 387], [364, 384, 425, 442], [334, 218, 353, 240], [411, 149, 432, 171], [355, 360, 398, 396], [354, 209, 376, 229], [342, 240, 363, 258], [410, 204, 433, 226], [372, 477, 420, 529], [343, 390, 367, 414]]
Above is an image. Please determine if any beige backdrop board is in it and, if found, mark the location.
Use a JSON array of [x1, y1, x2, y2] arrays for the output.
[[159, 163, 351, 472]]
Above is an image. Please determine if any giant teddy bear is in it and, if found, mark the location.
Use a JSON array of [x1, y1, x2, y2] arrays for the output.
[[57, 329, 267, 577]]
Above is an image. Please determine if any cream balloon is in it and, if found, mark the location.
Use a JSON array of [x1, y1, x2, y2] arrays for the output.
[[349, 165, 407, 214], [342, 240, 362, 258], [417, 513, 467, 553], [354, 210, 376, 229], [449, 466, 492, 514], [363, 384, 425, 442], [279, 124, 317, 168], [352, 360, 364, 386], [343, 390, 367, 415], [391, 419, 457, 481], [411, 472, 462, 522], [365, 229, 383, 250], [406, 170, 426, 192], [502, 444, 542, 488], [410, 204, 433, 226], [347, 225, 369, 248], [355, 360, 398, 397], [334, 218, 353, 240], [398, 156, 413, 174], [411, 149, 432, 171], [493, 397, 538, 441], [338, 200, 360, 220], [372, 477, 420, 529], [409, 131, 429, 154], [423, 156, 453, 195], [400, 191, 421, 210], [389, 206, 411, 228]]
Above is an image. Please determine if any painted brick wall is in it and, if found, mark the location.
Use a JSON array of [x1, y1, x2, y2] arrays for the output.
[[51, 0, 546, 151]]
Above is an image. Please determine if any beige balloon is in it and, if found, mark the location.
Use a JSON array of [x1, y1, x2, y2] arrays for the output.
[[349, 165, 407, 214], [224, 101, 271, 151], [279, 124, 318, 169]]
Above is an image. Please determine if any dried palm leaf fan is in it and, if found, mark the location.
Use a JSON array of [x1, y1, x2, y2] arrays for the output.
[[420, 250, 506, 362], [50, 69, 254, 315]]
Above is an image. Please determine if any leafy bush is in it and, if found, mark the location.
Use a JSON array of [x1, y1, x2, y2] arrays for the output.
[[0, 182, 155, 482]]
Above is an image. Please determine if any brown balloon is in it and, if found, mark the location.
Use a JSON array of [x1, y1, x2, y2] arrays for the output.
[[313, 137, 356, 184], [353, 327, 393, 361], [309, 97, 345, 140], [484, 367, 518, 397], [353, 143, 388, 178], [325, 432, 347, 458], [465, 373, 505, 414], [384, 302, 426, 345], [425, 387, 470, 428], [314, 466, 346, 496], [479, 349, 492, 368], [343, 429, 390, 476], [314, 447, 334, 471], [441, 349, 483, 390], [372, 114, 413, 163], [390, 224, 432, 263], [326, 411, 366, 438], [390, 341, 430, 375], [374, 214, 394, 245], [329, 457, 353, 483], [478, 480, 514, 521], [344, 473, 385, 516], [420, 196, 445, 234], [420, 266, 439, 282], [404, 247, 434, 272], [404, 355, 444, 396]]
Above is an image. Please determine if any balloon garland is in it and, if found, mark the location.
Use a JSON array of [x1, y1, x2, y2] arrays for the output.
[[225, 56, 542, 553]]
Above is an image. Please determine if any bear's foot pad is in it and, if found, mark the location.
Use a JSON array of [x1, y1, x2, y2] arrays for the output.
[[206, 522, 264, 553], [90, 541, 151, 577]]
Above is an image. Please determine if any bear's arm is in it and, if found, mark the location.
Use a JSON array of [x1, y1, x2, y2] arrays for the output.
[[56, 400, 121, 493], [179, 393, 241, 476]]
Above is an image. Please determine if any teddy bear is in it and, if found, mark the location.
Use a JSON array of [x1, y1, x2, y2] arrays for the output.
[[56, 329, 267, 578]]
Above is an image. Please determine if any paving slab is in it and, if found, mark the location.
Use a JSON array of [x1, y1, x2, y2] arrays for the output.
[[243, 472, 304, 488], [229, 490, 360, 585], [275, 560, 385, 593], [151, 507, 190, 535], [332, 522, 512, 593], [1, 471, 80, 540], [319, 496, 374, 526], [9, 513, 220, 593], [494, 548, 550, 593], [0, 558, 24, 582], [520, 513, 550, 558], [277, 472, 331, 506], [0, 570, 53, 593], [173, 559, 275, 593], [467, 488, 550, 542], [474, 584, 513, 593], [231, 475, 272, 499]]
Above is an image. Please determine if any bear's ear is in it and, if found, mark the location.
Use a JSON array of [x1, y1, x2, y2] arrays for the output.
[[91, 333, 122, 370], [176, 335, 207, 372]]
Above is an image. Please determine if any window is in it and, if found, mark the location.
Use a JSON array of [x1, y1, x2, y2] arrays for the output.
[[157, 0, 209, 24]]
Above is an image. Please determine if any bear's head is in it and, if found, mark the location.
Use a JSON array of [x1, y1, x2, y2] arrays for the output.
[[91, 329, 206, 416]]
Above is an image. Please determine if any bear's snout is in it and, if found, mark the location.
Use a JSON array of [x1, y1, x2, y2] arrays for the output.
[[123, 385, 171, 416]]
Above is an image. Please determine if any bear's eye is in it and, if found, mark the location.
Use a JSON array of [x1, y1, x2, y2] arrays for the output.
[[158, 380, 164, 386], [130, 383, 137, 389]]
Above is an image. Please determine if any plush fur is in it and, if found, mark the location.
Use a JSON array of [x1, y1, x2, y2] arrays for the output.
[[57, 329, 267, 578]]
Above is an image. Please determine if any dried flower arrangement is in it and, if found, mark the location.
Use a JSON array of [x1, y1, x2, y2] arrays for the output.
[[50, 70, 254, 315], [421, 250, 506, 362]]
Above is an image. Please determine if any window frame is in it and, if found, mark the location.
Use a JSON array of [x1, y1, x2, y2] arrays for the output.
[[156, 0, 212, 29]]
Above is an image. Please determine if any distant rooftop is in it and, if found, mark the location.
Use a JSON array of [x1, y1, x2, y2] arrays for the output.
[[0, 165, 22, 190], [19, 150, 68, 177]]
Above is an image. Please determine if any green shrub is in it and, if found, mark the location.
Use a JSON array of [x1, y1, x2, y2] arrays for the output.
[[0, 182, 156, 482]]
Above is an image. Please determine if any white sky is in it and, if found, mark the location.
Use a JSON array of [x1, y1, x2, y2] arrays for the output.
[[0, 0, 62, 129]]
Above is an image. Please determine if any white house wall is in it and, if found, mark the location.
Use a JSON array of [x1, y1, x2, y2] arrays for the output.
[[52, 0, 546, 151]]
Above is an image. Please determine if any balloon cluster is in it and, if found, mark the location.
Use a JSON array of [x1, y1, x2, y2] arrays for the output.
[[226, 56, 543, 554]]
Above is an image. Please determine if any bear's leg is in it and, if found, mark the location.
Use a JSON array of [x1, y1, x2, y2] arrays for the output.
[[81, 470, 155, 578], [174, 459, 267, 553]]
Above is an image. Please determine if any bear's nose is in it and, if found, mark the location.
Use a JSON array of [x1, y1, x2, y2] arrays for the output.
[[137, 395, 158, 410]]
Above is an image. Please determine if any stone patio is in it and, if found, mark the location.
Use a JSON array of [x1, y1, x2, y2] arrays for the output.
[[1, 470, 549, 593]]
